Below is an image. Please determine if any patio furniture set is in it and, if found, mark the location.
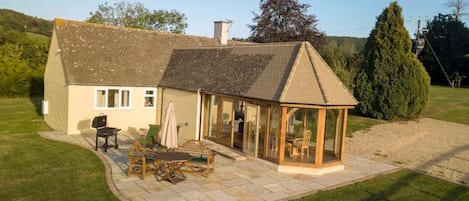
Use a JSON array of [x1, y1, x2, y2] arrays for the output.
[[92, 116, 216, 184], [127, 131, 216, 184]]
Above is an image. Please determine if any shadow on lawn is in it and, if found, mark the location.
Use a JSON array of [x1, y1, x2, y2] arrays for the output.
[[28, 97, 43, 116], [360, 144, 469, 201]]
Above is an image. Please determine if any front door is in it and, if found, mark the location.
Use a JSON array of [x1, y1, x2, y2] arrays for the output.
[[243, 103, 260, 157]]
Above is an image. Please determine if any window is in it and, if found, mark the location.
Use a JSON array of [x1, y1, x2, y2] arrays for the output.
[[108, 89, 119, 108], [121, 90, 130, 107], [96, 90, 106, 107], [144, 89, 156, 108], [95, 88, 131, 109]]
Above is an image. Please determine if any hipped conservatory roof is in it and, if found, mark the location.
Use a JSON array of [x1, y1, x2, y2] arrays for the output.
[[159, 42, 358, 106]]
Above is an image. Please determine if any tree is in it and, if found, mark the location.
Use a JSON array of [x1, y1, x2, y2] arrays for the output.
[[0, 43, 31, 97], [249, 0, 326, 50], [354, 2, 430, 120], [418, 14, 469, 85], [0, 9, 52, 97], [321, 38, 363, 90], [87, 1, 187, 34], [445, 0, 468, 21]]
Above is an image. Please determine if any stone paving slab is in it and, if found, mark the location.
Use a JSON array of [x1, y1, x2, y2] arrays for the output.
[[39, 131, 399, 201]]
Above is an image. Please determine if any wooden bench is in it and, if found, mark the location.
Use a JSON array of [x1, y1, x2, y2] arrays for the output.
[[177, 140, 216, 176]]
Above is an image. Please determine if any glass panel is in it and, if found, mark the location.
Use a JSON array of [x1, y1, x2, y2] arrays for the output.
[[108, 89, 119, 108], [323, 109, 344, 163], [145, 90, 154, 95], [219, 99, 233, 147], [233, 101, 244, 150], [144, 96, 154, 107], [257, 106, 267, 158], [96, 90, 106, 107], [284, 108, 317, 164], [243, 104, 258, 156], [265, 106, 280, 162], [207, 95, 218, 140], [121, 90, 130, 107]]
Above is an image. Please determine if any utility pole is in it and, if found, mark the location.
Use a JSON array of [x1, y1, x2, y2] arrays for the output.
[[413, 18, 454, 87], [414, 19, 425, 56]]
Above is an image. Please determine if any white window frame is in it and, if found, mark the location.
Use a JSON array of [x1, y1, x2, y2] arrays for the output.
[[143, 88, 157, 108], [94, 87, 132, 109]]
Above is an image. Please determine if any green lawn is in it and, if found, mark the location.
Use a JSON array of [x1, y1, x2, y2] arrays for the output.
[[423, 85, 469, 125], [320, 85, 469, 200], [296, 170, 469, 201], [346, 115, 384, 136], [1, 85, 467, 200], [346, 85, 469, 136], [0, 98, 118, 201]]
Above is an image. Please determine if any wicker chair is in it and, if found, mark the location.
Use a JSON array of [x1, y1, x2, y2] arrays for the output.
[[128, 141, 154, 179]]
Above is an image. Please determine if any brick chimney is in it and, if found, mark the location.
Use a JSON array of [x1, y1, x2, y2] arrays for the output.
[[213, 20, 232, 45]]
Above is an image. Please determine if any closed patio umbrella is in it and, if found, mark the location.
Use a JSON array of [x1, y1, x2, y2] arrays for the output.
[[160, 101, 178, 150]]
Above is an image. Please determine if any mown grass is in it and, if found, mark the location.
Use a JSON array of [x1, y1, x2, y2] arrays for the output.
[[423, 85, 469, 125], [296, 169, 469, 201], [0, 98, 118, 201], [304, 86, 469, 200], [346, 115, 384, 136], [346, 85, 469, 136]]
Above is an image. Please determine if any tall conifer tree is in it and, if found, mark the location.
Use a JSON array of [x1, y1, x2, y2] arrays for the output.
[[354, 2, 430, 120]]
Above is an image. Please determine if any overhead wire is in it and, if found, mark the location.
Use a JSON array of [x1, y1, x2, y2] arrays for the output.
[[421, 34, 454, 87]]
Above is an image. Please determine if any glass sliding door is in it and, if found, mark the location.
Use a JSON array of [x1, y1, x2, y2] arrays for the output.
[[233, 101, 245, 150], [206, 95, 218, 140], [219, 98, 234, 147], [257, 106, 268, 158], [243, 103, 260, 157], [266, 106, 280, 162]]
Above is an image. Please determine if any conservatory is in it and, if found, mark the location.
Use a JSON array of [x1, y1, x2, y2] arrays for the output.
[[159, 42, 358, 174], [201, 94, 353, 174]]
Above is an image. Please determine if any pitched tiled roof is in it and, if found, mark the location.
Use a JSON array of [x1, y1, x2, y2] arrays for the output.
[[54, 18, 221, 87], [160, 43, 299, 101], [53, 19, 356, 106], [160, 42, 358, 106], [280, 42, 358, 106]]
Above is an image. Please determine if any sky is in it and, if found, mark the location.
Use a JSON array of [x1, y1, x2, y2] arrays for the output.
[[1, 0, 466, 38]]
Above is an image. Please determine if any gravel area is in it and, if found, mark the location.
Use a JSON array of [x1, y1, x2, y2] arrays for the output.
[[346, 118, 469, 187]]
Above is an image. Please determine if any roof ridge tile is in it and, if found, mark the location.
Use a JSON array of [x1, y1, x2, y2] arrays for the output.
[[54, 18, 214, 40], [279, 42, 304, 101]]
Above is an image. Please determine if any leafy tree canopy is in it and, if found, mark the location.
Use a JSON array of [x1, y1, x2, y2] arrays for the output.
[[87, 1, 188, 34], [249, 0, 326, 50], [0, 9, 51, 97], [0, 43, 31, 97], [321, 37, 365, 90], [418, 13, 469, 85], [354, 2, 430, 120]]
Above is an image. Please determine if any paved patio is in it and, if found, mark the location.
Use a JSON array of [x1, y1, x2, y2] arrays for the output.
[[40, 131, 398, 201]]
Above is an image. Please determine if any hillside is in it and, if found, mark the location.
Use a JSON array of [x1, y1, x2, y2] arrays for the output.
[[0, 9, 52, 97], [326, 36, 366, 53], [0, 9, 52, 36]]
